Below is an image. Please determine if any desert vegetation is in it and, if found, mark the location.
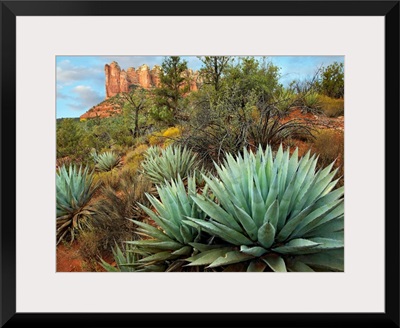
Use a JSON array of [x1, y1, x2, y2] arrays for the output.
[[56, 56, 344, 272]]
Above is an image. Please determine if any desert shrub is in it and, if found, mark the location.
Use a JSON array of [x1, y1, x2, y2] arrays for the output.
[[125, 144, 149, 164], [56, 164, 99, 244], [89, 172, 151, 257], [181, 84, 314, 166], [148, 131, 164, 146], [147, 126, 182, 146], [108, 145, 344, 272], [56, 156, 73, 170], [312, 129, 344, 187], [319, 95, 344, 117], [93, 171, 117, 189], [318, 62, 344, 99], [57, 118, 87, 162], [141, 145, 203, 185], [110, 144, 128, 157], [162, 126, 181, 146], [119, 161, 141, 180]]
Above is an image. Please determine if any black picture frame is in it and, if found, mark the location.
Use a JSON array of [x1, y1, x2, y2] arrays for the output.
[[1, 1, 399, 327]]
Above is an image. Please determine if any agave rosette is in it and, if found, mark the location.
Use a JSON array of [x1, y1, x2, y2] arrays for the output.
[[94, 151, 121, 172], [125, 175, 212, 272], [100, 243, 139, 272], [141, 145, 202, 185], [184, 145, 344, 272], [56, 164, 98, 244]]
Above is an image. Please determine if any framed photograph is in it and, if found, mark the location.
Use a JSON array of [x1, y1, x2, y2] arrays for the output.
[[1, 0, 398, 327]]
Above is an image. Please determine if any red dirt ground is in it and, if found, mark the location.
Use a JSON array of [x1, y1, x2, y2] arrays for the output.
[[57, 241, 115, 272]]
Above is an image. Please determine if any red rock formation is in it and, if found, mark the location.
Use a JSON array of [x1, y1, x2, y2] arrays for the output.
[[82, 62, 200, 119], [127, 67, 138, 84], [80, 99, 121, 119], [137, 64, 152, 89], [119, 70, 129, 94], [104, 61, 199, 99], [105, 61, 122, 98], [150, 65, 162, 87]]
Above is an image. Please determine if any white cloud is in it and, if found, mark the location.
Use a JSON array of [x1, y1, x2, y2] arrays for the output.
[[62, 85, 103, 112], [57, 61, 103, 85], [72, 85, 103, 106]]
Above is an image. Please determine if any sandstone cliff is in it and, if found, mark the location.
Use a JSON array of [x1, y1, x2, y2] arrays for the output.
[[104, 61, 199, 98], [81, 61, 199, 119]]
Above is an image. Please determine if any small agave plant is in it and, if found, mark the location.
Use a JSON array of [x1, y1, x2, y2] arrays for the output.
[[121, 175, 212, 272], [56, 164, 98, 244], [141, 145, 202, 185], [94, 151, 121, 172], [184, 145, 344, 272], [100, 243, 138, 272]]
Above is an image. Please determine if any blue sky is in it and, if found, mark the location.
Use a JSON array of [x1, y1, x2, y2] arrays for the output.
[[56, 55, 344, 118]]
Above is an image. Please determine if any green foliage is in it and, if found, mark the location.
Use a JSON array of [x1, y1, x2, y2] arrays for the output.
[[272, 88, 296, 112], [198, 56, 232, 91], [224, 57, 282, 102], [154, 56, 189, 123], [120, 86, 150, 138], [56, 118, 85, 161], [141, 145, 202, 185], [181, 57, 291, 164], [56, 164, 98, 244], [93, 150, 121, 172], [318, 62, 344, 99]]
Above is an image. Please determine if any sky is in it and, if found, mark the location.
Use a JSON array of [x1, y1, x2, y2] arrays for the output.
[[56, 56, 344, 119]]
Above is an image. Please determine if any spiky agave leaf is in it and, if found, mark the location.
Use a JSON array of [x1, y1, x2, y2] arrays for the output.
[[94, 151, 121, 172], [141, 145, 203, 185], [56, 164, 98, 244], [100, 243, 144, 272], [185, 145, 344, 272], [122, 175, 215, 271]]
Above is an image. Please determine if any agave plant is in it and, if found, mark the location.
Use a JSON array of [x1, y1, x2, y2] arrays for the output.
[[184, 145, 344, 272], [118, 175, 213, 272], [141, 145, 202, 185], [94, 151, 121, 172], [100, 243, 138, 272], [301, 92, 322, 113], [56, 164, 98, 244]]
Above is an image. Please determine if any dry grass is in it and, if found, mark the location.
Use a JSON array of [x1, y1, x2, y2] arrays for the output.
[[125, 144, 149, 163], [79, 172, 151, 263], [319, 95, 344, 118], [312, 128, 344, 187]]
